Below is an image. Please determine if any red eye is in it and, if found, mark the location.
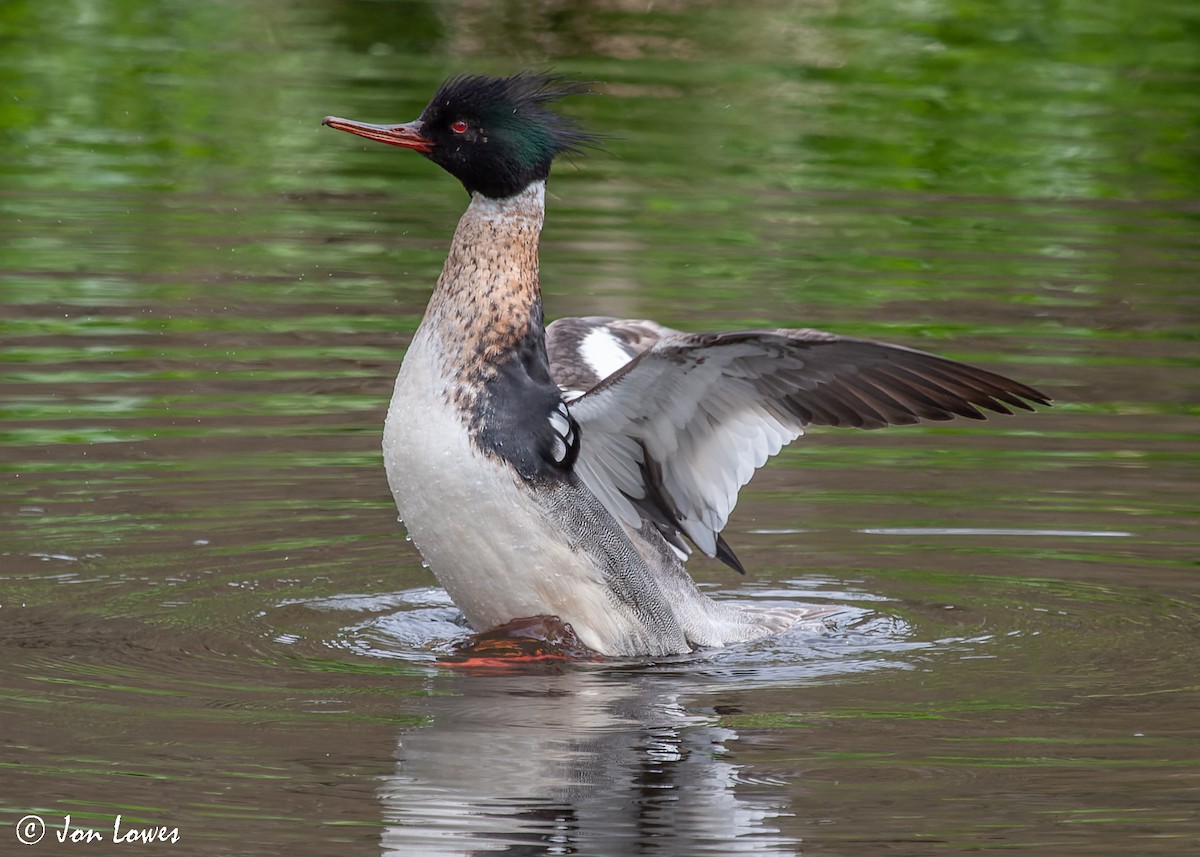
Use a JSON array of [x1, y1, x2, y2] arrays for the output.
[[451, 120, 468, 134]]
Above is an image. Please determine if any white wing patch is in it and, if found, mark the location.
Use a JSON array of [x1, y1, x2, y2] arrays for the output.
[[580, 327, 637, 381], [547, 401, 578, 465], [548, 402, 572, 437]]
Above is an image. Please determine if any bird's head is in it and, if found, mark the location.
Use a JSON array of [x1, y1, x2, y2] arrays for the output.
[[323, 72, 595, 200]]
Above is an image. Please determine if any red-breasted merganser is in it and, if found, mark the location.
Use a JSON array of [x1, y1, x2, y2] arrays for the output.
[[322, 73, 1049, 657]]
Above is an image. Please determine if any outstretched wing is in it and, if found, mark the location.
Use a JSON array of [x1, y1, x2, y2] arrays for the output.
[[546, 317, 1049, 572]]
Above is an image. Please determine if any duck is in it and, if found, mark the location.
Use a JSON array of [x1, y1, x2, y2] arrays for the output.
[[322, 72, 1049, 657]]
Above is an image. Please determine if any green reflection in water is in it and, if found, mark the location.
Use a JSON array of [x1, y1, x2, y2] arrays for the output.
[[0, 2, 1196, 853]]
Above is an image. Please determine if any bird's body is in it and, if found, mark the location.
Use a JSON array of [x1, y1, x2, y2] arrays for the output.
[[380, 182, 679, 654], [379, 180, 804, 655], [324, 73, 1049, 657]]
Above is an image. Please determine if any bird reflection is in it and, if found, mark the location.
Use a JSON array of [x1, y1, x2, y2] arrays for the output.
[[377, 666, 798, 855]]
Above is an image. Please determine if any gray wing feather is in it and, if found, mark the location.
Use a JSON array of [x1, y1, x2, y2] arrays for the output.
[[547, 320, 1050, 569]]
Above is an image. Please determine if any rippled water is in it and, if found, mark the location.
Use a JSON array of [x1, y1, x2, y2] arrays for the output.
[[2, 1, 1198, 855]]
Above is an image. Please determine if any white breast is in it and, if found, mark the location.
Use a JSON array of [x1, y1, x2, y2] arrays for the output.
[[382, 328, 639, 652]]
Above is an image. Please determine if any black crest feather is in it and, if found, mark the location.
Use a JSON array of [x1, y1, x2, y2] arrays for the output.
[[428, 72, 597, 156], [417, 71, 598, 198]]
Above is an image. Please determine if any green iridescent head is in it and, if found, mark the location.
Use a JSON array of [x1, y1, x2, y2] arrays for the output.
[[324, 72, 596, 199]]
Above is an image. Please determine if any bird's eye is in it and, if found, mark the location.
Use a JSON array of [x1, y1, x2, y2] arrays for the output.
[[451, 120, 469, 134]]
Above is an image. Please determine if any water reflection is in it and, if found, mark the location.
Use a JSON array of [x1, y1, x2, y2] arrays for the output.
[[379, 668, 797, 856]]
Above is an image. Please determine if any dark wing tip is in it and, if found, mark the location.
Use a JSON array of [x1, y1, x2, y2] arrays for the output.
[[715, 534, 746, 575], [844, 343, 1051, 428]]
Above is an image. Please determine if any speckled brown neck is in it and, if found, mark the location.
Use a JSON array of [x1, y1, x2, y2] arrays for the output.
[[420, 182, 546, 383]]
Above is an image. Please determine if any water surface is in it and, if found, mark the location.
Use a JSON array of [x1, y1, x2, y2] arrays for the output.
[[2, 1, 1198, 854]]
